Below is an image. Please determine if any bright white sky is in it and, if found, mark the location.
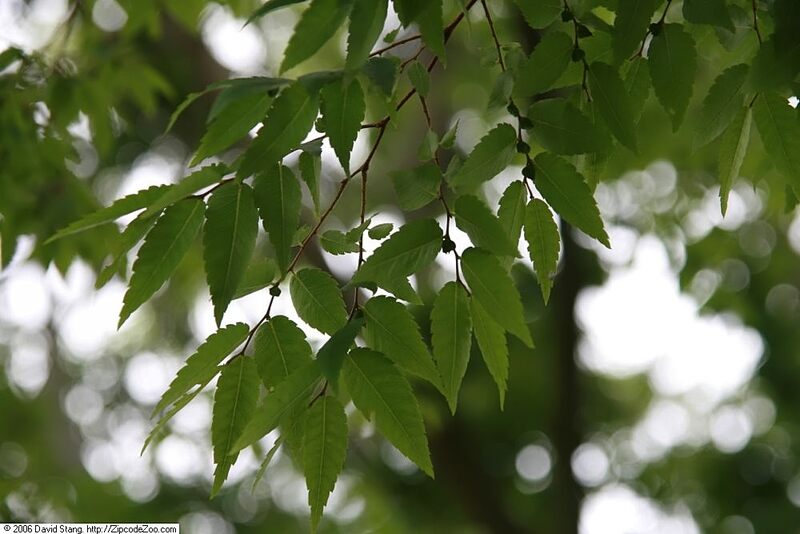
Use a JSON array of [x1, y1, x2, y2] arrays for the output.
[[0, 2, 788, 532]]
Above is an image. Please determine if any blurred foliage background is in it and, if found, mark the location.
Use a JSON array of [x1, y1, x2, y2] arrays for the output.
[[1, 0, 799, 532]]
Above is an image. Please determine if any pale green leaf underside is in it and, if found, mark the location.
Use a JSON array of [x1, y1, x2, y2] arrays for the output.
[[523, 199, 560, 304], [431, 281, 472, 414], [470, 298, 508, 409]]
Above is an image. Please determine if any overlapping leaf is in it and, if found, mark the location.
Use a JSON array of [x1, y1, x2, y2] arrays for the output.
[[648, 24, 697, 130], [718, 107, 752, 215], [254, 165, 302, 272], [454, 195, 519, 257], [448, 123, 517, 194], [253, 315, 313, 389], [321, 78, 365, 173], [470, 298, 508, 409], [431, 282, 472, 413], [281, 0, 354, 73]]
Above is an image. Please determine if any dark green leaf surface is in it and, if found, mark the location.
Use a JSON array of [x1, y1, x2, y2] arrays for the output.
[[454, 195, 519, 257], [141, 165, 226, 219], [528, 99, 611, 154], [343, 348, 433, 476], [254, 165, 302, 272], [448, 123, 517, 194], [119, 199, 205, 326], [233, 258, 278, 300], [513, 0, 561, 28], [368, 223, 393, 239], [299, 150, 321, 215], [497, 181, 527, 247], [523, 199, 560, 303], [320, 230, 360, 255], [694, 64, 749, 148], [315, 318, 364, 383], [514, 31, 573, 98], [754, 93, 800, 189], [391, 162, 442, 211], [718, 107, 752, 216], [470, 298, 508, 409], [431, 282, 472, 413], [253, 315, 313, 389], [203, 183, 259, 325], [281, 0, 354, 73], [683, 0, 734, 31], [321, 77, 365, 173], [346, 0, 388, 68], [648, 24, 697, 130], [290, 267, 347, 334], [612, 0, 658, 64], [588, 62, 638, 152]]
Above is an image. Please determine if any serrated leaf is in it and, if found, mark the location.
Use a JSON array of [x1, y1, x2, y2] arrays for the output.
[[694, 64, 748, 149], [454, 195, 519, 257], [240, 82, 319, 177], [281, 0, 354, 73], [533, 153, 609, 247], [232, 362, 322, 453], [528, 99, 611, 154], [315, 317, 364, 384], [321, 78, 365, 173], [460, 248, 532, 347], [391, 162, 441, 211], [523, 199, 560, 303], [193, 90, 272, 165], [754, 93, 800, 190], [497, 181, 527, 247], [345, 217, 372, 242], [648, 24, 697, 130], [254, 165, 302, 272], [408, 61, 430, 98], [141, 166, 226, 219], [290, 268, 347, 334], [352, 219, 442, 286], [417, 130, 439, 162], [233, 258, 278, 299], [368, 223, 393, 239], [514, 31, 573, 98], [343, 348, 433, 476], [612, 0, 658, 64], [211, 357, 260, 496], [320, 230, 361, 254], [513, 0, 561, 28], [622, 57, 651, 122], [416, 0, 445, 62], [254, 315, 313, 389], [346, 0, 388, 68], [252, 436, 284, 490], [119, 199, 205, 326], [48, 185, 170, 243], [203, 183, 259, 325], [718, 106, 752, 216], [96, 210, 159, 289], [440, 120, 459, 150], [303, 396, 348, 531], [153, 323, 249, 416], [448, 123, 517, 194], [293, 224, 312, 246], [362, 296, 440, 387], [588, 62, 638, 152], [362, 56, 400, 98], [246, 0, 307, 25], [142, 376, 212, 454], [470, 298, 508, 409], [431, 282, 472, 414], [299, 150, 321, 215], [683, 0, 734, 31]]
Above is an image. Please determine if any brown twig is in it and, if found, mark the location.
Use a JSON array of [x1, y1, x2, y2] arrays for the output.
[[751, 0, 762, 44], [370, 34, 423, 57], [481, 0, 506, 71]]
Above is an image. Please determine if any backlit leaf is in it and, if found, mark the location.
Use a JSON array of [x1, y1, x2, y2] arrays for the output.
[[253, 315, 313, 389], [391, 162, 441, 211], [470, 298, 508, 409], [254, 165, 302, 272], [448, 123, 517, 194], [527, 99, 611, 154], [754, 93, 800, 190], [321, 77, 365, 173], [290, 267, 347, 334], [694, 64, 748, 148], [346, 0, 388, 68], [648, 24, 697, 130], [514, 31, 573, 98], [431, 282, 472, 413], [718, 106, 752, 216], [588, 62, 638, 152], [454, 195, 519, 257], [523, 199, 560, 303], [281, 0, 354, 73]]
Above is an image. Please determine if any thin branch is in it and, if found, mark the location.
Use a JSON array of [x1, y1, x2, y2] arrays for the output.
[[752, 0, 763, 44], [370, 34, 423, 57], [481, 0, 506, 71]]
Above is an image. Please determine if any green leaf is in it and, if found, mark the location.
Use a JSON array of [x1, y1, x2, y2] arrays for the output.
[[368, 223, 393, 239], [153, 323, 249, 416], [290, 268, 348, 334], [246, 0, 307, 25], [254, 165, 302, 272], [611, 0, 658, 64], [527, 99, 611, 154], [233, 258, 278, 300], [294, 224, 313, 246], [252, 436, 284, 490], [379, 277, 422, 305], [321, 78, 365, 173], [514, 31, 573, 98], [648, 24, 697, 130], [141, 165, 226, 219], [203, 183, 259, 325], [362, 56, 400, 98], [253, 315, 313, 389], [513, 0, 561, 28], [440, 120, 459, 150], [352, 219, 443, 287], [694, 64, 748, 149], [48, 185, 169, 243], [754, 93, 800, 189], [362, 296, 440, 387], [497, 181, 527, 247], [232, 362, 322, 454], [119, 199, 205, 326], [533, 153, 609, 247], [683, 0, 734, 31], [240, 82, 319, 177], [447, 123, 517, 194], [96, 211, 159, 289], [408, 61, 430, 98], [470, 298, 508, 409], [211, 357, 260, 496], [315, 318, 364, 383], [718, 106, 752, 216], [143, 376, 212, 454], [588, 62, 638, 152], [417, 1, 445, 62], [431, 282, 472, 414], [299, 150, 322, 215], [345, 217, 372, 242], [320, 230, 361, 254], [281, 0, 354, 73], [460, 248, 532, 347], [623, 57, 651, 122], [193, 90, 272, 165], [454, 195, 519, 257], [391, 162, 442, 211], [303, 396, 348, 531], [417, 130, 439, 162], [343, 348, 433, 476], [346, 0, 388, 68], [523, 199, 560, 303]]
